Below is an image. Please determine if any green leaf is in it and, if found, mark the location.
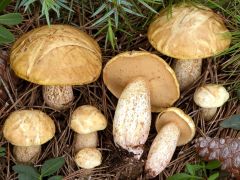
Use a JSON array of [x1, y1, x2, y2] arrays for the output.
[[138, 0, 159, 14], [220, 115, 240, 130], [0, 25, 15, 44], [0, 147, 6, 157], [185, 164, 195, 175], [208, 172, 219, 180], [12, 165, 40, 178], [167, 173, 203, 180], [41, 157, 65, 177], [0, 0, 11, 12], [0, 13, 23, 26], [205, 160, 221, 170], [48, 176, 63, 180], [18, 173, 38, 180], [91, 9, 115, 27], [91, 3, 107, 17]]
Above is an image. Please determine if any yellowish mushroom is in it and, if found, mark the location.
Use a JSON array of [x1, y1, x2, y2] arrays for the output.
[[145, 108, 195, 178], [70, 105, 107, 169], [10, 25, 102, 110], [103, 51, 179, 159], [148, 4, 231, 90], [3, 110, 55, 164]]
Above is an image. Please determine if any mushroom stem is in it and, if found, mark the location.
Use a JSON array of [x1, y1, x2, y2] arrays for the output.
[[13, 145, 41, 164], [145, 122, 180, 178], [173, 59, 202, 91], [201, 107, 217, 121], [113, 77, 151, 159], [42, 85, 74, 110], [73, 132, 98, 153]]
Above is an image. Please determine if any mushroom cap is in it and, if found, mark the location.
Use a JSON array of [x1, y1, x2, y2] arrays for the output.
[[148, 4, 231, 60], [194, 84, 229, 108], [103, 51, 179, 112], [70, 105, 107, 134], [155, 107, 195, 146], [10, 25, 102, 85], [3, 110, 55, 146], [74, 148, 102, 169]]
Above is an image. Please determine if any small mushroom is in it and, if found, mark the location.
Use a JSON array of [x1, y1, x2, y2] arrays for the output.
[[145, 107, 195, 178], [70, 105, 107, 169], [3, 110, 55, 164], [148, 4, 231, 90], [103, 51, 179, 159], [10, 25, 102, 110], [194, 84, 229, 121]]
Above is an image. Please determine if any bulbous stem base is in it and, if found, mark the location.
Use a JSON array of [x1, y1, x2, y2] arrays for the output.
[[13, 145, 41, 164], [43, 85, 74, 110]]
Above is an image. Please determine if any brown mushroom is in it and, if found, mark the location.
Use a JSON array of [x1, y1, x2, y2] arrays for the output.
[[103, 51, 179, 159], [3, 110, 55, 164], [10, 25, 102, 110], [145, 107, 195, 178], [70, 105, 107, 169], [148, 4, 231, 90]]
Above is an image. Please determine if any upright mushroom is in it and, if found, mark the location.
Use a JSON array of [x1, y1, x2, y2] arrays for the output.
[[145, 107, 195, 178], [10, 25, 102, 110], [194, 84, 229, 121], [70, 105, 107, 169], [3, 110, 55, 164], [103, 51, 179, 158], [148, 3, 231, 90]]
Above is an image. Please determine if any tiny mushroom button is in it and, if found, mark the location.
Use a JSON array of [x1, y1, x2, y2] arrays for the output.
[[10, 25, 102, 110], [3, 110, 55, 164], [145, 107, 195, 178], [69, 105, 107, 169], [194, 84, 229, 121], [103, 51, 179, 159], [148, 4, 231, 90]]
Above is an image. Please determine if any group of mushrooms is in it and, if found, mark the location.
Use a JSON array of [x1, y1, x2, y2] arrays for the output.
[[2, 3, 232, 178]]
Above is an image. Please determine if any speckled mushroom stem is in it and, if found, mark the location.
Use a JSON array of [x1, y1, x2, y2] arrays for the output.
[[113, 77, 151, 159], [13, 145, 41, 164], [145, 122, 180, 178], [173, 59, 202, 91], [42, 85, 74, 110], [201, 107, 217, 121]]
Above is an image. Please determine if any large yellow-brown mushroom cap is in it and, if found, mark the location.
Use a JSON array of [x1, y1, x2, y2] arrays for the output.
[[103, 51, 179, 111], [10, 25, 102, 85], [148, 4, 231, 59], [155, 107, 195, 146], [3, 110, 55, 146]]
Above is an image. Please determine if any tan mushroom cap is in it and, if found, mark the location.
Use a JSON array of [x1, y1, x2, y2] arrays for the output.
[[148, 4, 231, 60], [194, 84, 229, 108], [103, 51, 180, 111], [70, 105, 107, 134], [10, 25, 102, 85], [155, 107, 195, 146], [3, 110, 55, 146]]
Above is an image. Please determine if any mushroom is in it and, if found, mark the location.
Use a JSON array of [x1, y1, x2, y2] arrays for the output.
[[10, 25, 102, 110], [148, 4, 231, 90], [69, 105, 107, 169], [145, 107, 195, 178], [3, 110, 55, 164], [194, 84, 229, 121], [103, 51, 179, 159]]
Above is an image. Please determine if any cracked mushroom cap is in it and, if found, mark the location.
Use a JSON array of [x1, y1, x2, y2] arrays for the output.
[[70, 105, 107, 134], [3, 110, 55, 146], [155, 107, 195, 146], [194, 84, 229, 108], [103, 51, 179, 112], [10, 25, 102, 85], [148, 4, 231, 59]]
